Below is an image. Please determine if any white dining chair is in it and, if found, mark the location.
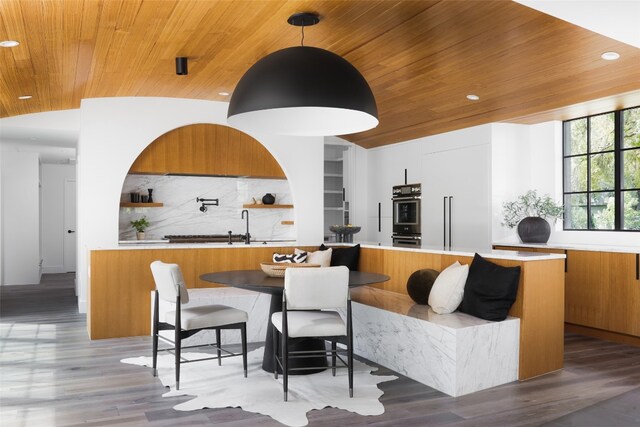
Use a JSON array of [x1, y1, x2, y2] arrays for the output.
[[271, 265, 353, 401], [150, 261, 248, 389]]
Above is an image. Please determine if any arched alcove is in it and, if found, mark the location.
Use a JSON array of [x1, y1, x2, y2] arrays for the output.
[[118, 123, 294, 241], [128, 123, 286, 178]]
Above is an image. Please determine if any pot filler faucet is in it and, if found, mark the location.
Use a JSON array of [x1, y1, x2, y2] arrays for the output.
[[241, 209, 251, 244]]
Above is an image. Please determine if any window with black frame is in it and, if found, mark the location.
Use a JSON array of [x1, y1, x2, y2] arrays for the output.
[[563, 106, 640, 231]]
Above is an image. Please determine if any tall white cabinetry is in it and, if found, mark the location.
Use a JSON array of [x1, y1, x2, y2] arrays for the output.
[[421, 143, 491, 251], [366, 143, 420, 245]]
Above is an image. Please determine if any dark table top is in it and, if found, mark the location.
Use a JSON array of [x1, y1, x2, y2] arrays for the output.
[[200, 270, 390, 295]]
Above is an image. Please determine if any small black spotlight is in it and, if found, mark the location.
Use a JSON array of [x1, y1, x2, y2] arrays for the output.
[[176, 57, 188, 75]]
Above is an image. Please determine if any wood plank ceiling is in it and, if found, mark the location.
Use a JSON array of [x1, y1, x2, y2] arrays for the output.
[[1, 0, 639, 148]]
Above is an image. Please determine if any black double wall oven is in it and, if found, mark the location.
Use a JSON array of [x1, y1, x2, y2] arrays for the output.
[[392, 184, 421, 247]]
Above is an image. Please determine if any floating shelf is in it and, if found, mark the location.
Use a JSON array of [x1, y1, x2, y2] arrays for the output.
[[323, 173, 343, 177], [120, 202, 164, 208], [324, 190, 343, 194], [242, 204, 294, 209], [324, 207, 343, 211], [281, 220, 294, 225]]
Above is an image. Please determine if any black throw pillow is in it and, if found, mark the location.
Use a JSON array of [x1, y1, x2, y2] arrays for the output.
[[406, 269, 439, 305], [319, 244, 360, 271], [458, 253, 521, 321]]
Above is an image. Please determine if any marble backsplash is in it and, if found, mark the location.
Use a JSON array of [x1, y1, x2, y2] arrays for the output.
[[119, 175, 295, 241]]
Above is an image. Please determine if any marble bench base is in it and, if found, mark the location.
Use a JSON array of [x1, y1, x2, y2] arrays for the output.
[[153, 288, 270, 346], [344, 287, 520, 397]]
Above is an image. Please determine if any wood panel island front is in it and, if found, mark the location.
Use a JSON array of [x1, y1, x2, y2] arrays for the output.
[[89, 244, 565, 381]]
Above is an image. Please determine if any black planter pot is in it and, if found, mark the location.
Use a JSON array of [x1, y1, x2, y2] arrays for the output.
[[517, 216, 551, 243]]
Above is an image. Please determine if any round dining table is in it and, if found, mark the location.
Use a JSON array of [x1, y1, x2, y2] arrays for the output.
[[200, 269, 389, 374]]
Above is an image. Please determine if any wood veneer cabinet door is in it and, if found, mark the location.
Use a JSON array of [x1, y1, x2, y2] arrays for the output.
[[600, 252, 640, 336], [129, 124, 286, 178], [564, 250, 603, 328]]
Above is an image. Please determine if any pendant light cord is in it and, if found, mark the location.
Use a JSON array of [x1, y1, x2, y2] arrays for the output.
[[301, 25, 305, 47]]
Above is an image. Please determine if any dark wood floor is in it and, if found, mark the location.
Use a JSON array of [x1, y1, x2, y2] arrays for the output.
[[1, 274, 639, 426]]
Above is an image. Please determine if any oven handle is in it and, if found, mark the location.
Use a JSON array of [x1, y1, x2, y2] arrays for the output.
[[393, 235, 422, 240], [392, 196, 421, 201]]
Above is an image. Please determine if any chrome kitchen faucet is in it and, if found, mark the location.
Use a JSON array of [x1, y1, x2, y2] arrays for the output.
[[241, 209, 251, 244]]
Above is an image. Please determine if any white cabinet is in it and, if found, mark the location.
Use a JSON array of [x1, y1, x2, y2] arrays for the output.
[[365, 143, 423, 244], [366, 213, 393, 246], [421, 144, 491, 251]]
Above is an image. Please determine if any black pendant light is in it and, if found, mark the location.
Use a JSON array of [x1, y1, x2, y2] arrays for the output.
[[227, 12, 378, 136]]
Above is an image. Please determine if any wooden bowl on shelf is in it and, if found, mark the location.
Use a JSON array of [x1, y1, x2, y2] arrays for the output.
[[260, 262, 320, 278]]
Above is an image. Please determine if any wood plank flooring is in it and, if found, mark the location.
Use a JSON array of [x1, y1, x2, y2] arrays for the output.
[[1, 274, 639, 426]]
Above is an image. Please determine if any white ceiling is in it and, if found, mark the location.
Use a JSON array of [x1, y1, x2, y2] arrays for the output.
[[514, 0, 640, 48], [0, 109, 79, 164]]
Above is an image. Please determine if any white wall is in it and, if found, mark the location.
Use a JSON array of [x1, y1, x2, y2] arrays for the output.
[[77, 97, 324, 313], [1, 151, 41, 285], [40, 164, 76, 273], [491, 123, 537, 242], [491, 120, 640, 247]]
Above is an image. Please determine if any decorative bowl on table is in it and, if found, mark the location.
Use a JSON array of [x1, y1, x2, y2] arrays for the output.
[[260, 262, 320, 277]]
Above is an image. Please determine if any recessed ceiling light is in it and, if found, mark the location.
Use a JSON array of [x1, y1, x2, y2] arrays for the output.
[[466, 94, 480, 101], [601, 51, 620, 61], [18, 95, 32, 100], [0, 40, 19, 48], [218, 91, 230, 96]]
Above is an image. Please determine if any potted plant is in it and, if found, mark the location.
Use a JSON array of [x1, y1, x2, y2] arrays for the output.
[[130, 216, 150, 240], [502, 190, 563, 243]]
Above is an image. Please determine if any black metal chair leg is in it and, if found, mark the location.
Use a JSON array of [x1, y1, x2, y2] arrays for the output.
[[348, 333, 353, 397], [241, 323, 247, 378], [272, 325, 279, 380], [282, 330, 288, 402], [215, 329, 222, 366], [152, 292, 159, 377], [331, 340, 337, 376], [175, 328, 181, 390]]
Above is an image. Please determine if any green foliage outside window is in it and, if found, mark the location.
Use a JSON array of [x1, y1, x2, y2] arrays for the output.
[[563, 106, 640, 231]]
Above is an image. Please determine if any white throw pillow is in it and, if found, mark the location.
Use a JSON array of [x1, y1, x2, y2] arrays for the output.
[[295, 247, 332, 268], [428, 261, 470, 314]]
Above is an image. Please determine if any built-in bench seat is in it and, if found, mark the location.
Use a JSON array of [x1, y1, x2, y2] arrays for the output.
[[153, 285, 519, 397], [345, 286, 520, 397]]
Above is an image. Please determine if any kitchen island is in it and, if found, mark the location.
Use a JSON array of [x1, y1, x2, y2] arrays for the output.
[[89, 242, 565, 381]]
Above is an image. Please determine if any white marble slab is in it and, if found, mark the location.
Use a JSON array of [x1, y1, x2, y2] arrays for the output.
[[339, 296, 520, 397], [120, 175, 294, 241], [153, 288, 271, 346]]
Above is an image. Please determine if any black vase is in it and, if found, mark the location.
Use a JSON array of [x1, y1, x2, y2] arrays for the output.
[[517, 217, 551, 243], [262, 193, 275, 205]]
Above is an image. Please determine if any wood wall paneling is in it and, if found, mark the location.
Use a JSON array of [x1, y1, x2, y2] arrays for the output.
[[2, 1, 640, 147], [358, 247, 564, 380], [600, 252, 640, 337], [90, 246, 565, 380], [88, 246, 316, 339], [497, 245, 640, 341], [128, 123, 286, 178], [516, 259, 565, 379], [564, 250, 603, 329]]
